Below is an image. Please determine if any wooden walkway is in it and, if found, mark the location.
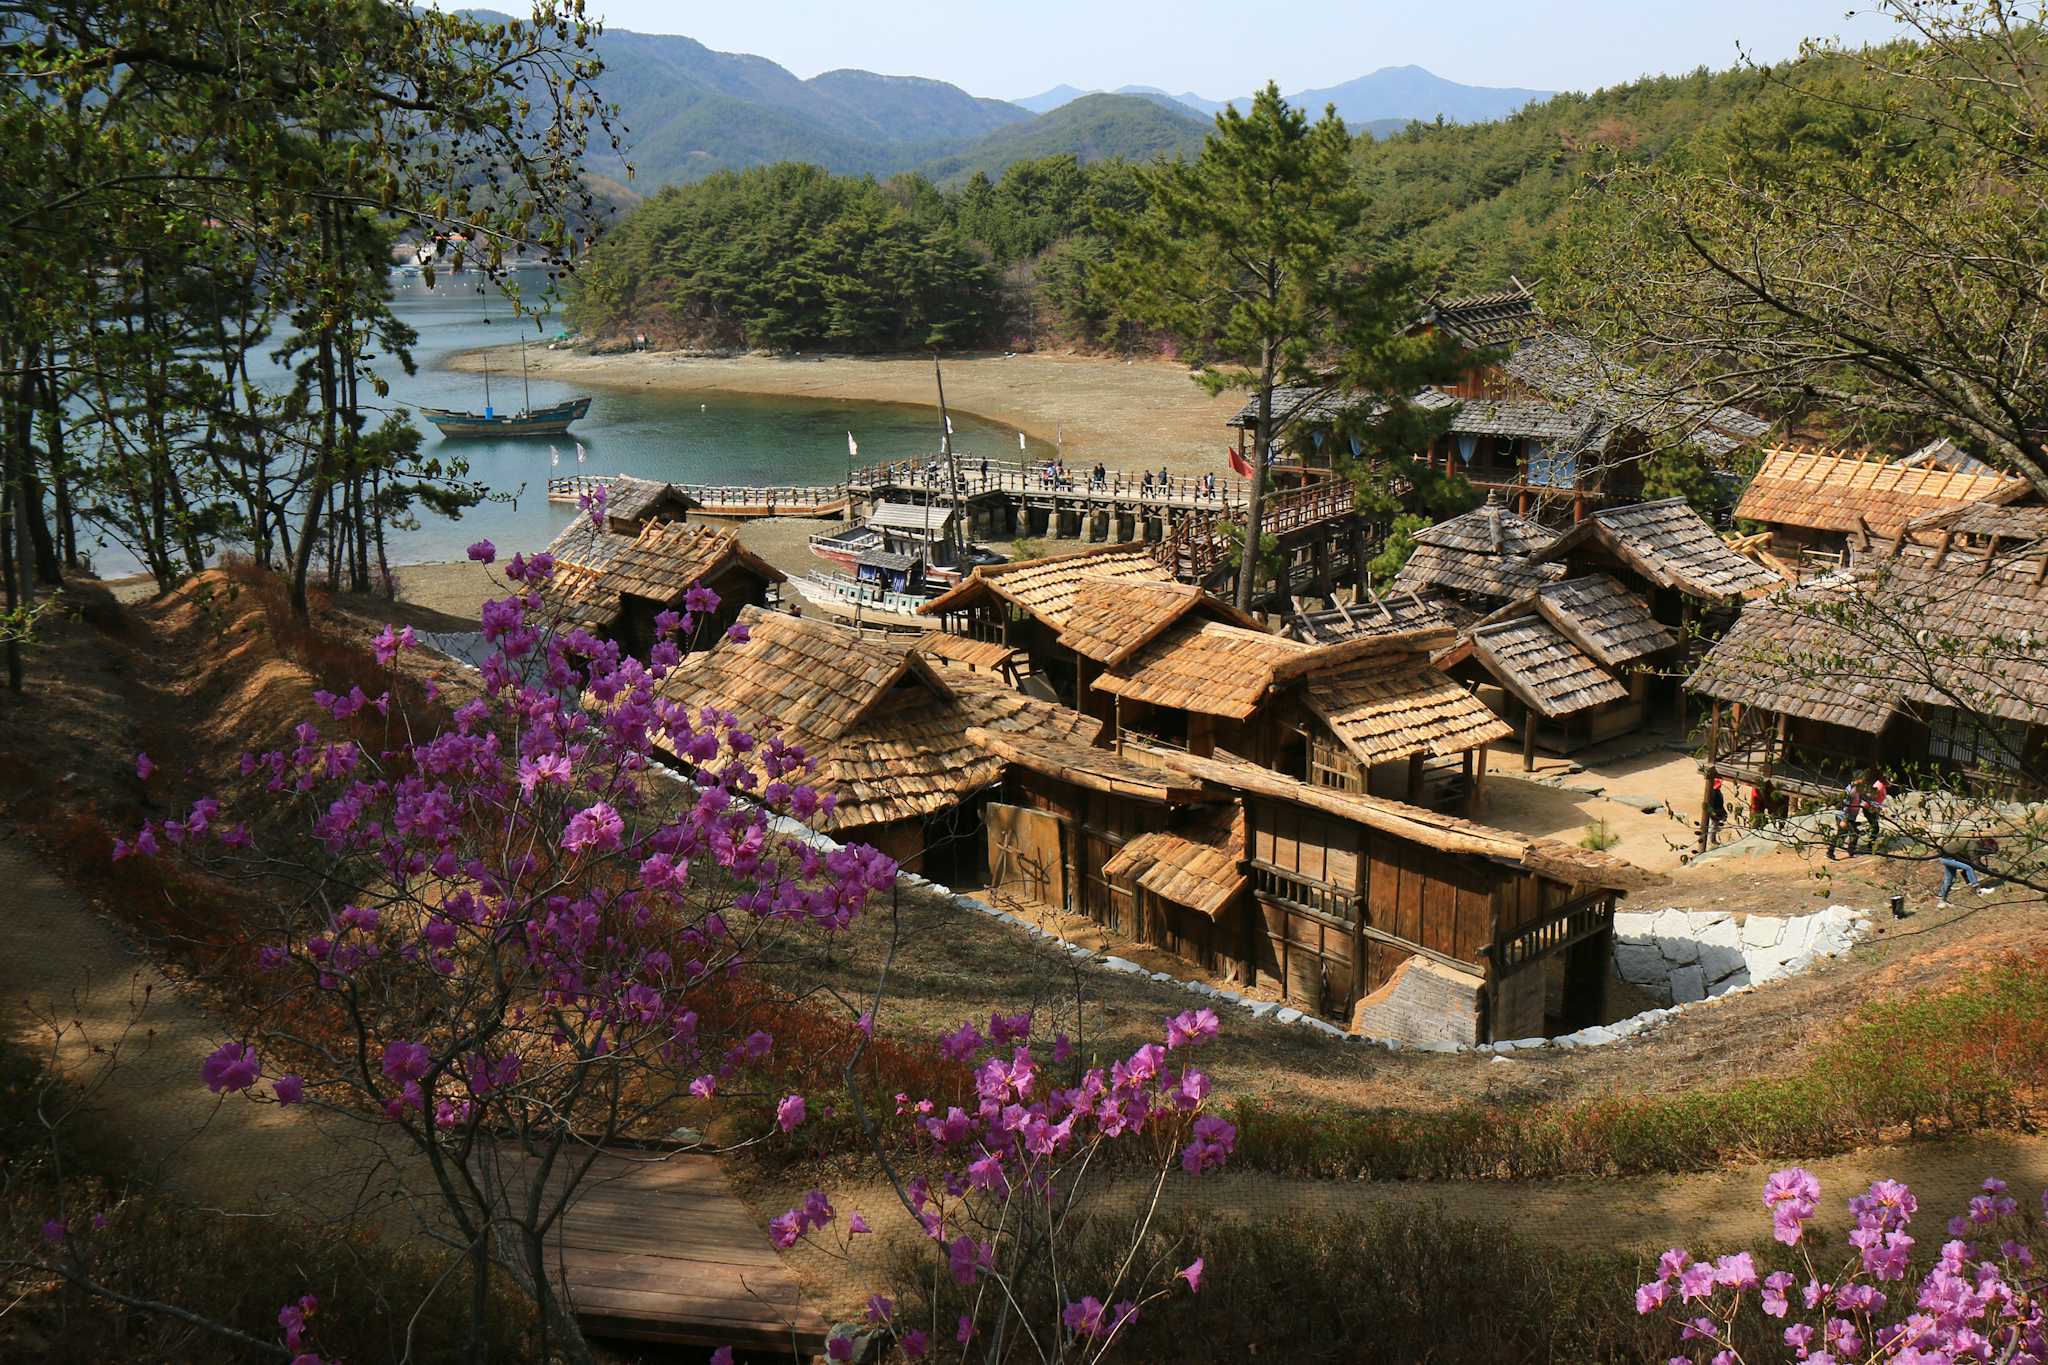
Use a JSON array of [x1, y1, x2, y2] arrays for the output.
[[497, 1147, 831, 1355]]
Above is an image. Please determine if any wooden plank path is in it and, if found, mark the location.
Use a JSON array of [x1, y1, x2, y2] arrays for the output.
[[491, 1147, 831, 1355]]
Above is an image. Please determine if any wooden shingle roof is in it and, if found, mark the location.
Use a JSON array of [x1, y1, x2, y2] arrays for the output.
[[1304, 656, 1513, 766], [538, 559, 624, 631], [1292, 589, 1474, 645], [1412, 501, 1558, 557], [1535, 498, 1781, 605], [1688, 541, 2048, 729], [912, 632, 1022, 673], [1533, 575, 1675, 667], [1055, 579, 1264, 667], [1468, 615, 1630, 719], [1393, 543, 1566, 601], [964, 728, 1204, 803], [604, 520, 785, 604], [545, 518, 637, 573], [1091, 620, 1314, 719], [1735, 448, 2022, 537], [651, 608, 1098, 831], [603, 475, 695, 525], [1101, 809, 1247, 918], [921, 543, 1177, 627], [1156, 748, 1654, 891], [867, 501, 955, 534], [1421, 282, 1544, 349]]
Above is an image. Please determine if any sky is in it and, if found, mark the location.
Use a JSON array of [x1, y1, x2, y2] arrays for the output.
[[582, 0, 1900, 101]]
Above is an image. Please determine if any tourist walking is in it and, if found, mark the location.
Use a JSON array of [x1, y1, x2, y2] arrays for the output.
[[1142, 470, 1154, 495], [1705, 776, 1728, 844], [1862, 771, 1888, 846], [1828, 777, 1865, 859]]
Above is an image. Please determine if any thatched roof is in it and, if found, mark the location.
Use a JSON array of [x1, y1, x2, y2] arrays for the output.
[[1735, 448, 2022, 537], [1535, 498, 1781, 605], [1101, 809, 1247, 918], [1393, 542, 1565, 601], [1688, 541, 2048, 730], [1412, 501, 1557, 557], [605, 520, 785, 604], [1055, 579, 1264, 667], [1155, 748, 1654, 892], [1304, 655, 1512, 766], [1292, 589, 1474, 645], [652, 608, 1097, 831], [1532, 574, 1675, 667], [920, 543, 1176, 627], [964, 728, 1205, 803], [1466, 616, 1630, 719]]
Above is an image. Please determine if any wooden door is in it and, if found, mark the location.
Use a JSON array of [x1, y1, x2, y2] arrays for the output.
[[985, 803, 1066, 912]]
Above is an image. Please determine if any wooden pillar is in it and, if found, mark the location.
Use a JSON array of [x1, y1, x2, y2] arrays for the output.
[[1406, 751, 1425, 805], [1522, 709, 1538, 771], [1469, 742, 1489, 816]]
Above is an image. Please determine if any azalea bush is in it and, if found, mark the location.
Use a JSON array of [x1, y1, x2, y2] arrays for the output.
[[21, 526, 1229, 1364], [777, 1006, 1229, 1362], [1638, 1168, 2047, 1363]]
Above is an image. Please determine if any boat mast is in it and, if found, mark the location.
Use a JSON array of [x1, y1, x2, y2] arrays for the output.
[[520, 334, 532, 415], [933, 351, 965, 567], [482, 347, 493, 414]]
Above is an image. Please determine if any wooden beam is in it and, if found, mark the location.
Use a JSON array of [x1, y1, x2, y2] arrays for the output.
[[1522, 709, 1538, 771]]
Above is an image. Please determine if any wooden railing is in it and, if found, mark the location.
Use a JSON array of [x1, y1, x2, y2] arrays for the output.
[[546, 474, 851, 510], [852, 457, 1248, 513], [1494, 894, 1613, 971], [1249, 859, 1357, 925]]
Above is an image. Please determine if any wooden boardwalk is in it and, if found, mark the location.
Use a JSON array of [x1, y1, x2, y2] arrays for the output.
[[496, 1147, 831, 1355]]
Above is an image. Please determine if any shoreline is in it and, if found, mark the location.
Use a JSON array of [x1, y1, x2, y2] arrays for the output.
[[448, 345, 1241, 474]]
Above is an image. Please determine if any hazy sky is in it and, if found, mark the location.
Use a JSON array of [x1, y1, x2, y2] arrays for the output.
[[584, 0, 1900, 101]]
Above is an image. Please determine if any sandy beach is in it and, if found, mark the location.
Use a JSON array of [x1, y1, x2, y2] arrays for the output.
[[451, 346, 1242, 474]]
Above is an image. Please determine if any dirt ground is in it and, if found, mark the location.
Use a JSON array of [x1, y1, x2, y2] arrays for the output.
[[456, 346, 1244, 475]]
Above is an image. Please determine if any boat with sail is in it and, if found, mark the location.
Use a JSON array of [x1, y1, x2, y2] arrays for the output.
[[423, 335, 590, 439]]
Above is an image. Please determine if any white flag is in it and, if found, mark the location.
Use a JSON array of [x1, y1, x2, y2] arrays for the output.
[[550, 445, 560, 468], [576, 442, 587, 465], [945, 416, 954, 435], [1017, 431, 1026, 451], [847, 431, 858, 457]]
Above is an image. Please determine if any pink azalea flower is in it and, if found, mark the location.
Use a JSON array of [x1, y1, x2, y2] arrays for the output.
[[848, 1212, 871, 1235], [1177, 1257, 1204, 1293], [561, 801, 623, 853], [201, 1041, 262, 1094], [135, 752, 154, 781], [42, 1219, 66, 1244], [273, 1075, 305, 1105], [776, 1093, 806, 1132], [900, 1328, 929, 1359], [466, 539, 496, 563], [710, 1349, 734, 1365]]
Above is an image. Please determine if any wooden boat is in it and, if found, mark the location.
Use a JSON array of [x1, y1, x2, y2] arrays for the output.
[[422, 395, 591, 438], [425, 334, 589, 439]]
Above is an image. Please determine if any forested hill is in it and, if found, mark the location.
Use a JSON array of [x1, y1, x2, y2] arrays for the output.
[[917, 95, 1209, 185], [570, 60, 1802, 354]]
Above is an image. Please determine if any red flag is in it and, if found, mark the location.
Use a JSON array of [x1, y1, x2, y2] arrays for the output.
[[1227, 445, 1253, 479]]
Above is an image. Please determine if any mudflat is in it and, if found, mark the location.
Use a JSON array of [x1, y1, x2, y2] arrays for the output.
[[451, 346, 1244, 474]]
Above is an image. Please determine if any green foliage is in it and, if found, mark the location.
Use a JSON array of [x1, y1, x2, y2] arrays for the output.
[[1365, 512, 1430, 586], [569, 164, 1003, 351], [917, 93, 1209, 186], [1579, 818, 1620, 851], [1226, 949, 2048, 1182], [1642, 446, 1728, 519]]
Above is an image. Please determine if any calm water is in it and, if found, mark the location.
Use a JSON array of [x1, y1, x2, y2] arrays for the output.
[[93, 269, 1051, 574]]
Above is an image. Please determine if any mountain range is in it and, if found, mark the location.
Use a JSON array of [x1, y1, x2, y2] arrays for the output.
[[554, 20, 1555, 189], [1016, 66, 1553, 130]]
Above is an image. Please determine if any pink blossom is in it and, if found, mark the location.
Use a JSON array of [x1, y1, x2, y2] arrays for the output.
[[135, 752, 154, 781], [1063, 1297, 1108, 1339], [561, 801, 623, 853], [826, 1334, 852, 1361], [690, 1075, 716, 1100], [1165, 1007, 1220, 1050], [1177, 1257, 1204, 1293], [956, 1314, 975, 1344], [848, 1212, 871, 1235], [948, 1235, 993, 1285], [466, 539, 496, 563], [272, 1075, 305, 1105], [776, 1093, 806, 1132], [900, 1328, 929, 1358], [381, 1039, 432, 1085], [42, 1219, 66, 1244], [201, 1041, 262, 1094], [710, 1349, 734, 1365], [1636, 1280, 1669, 1314]]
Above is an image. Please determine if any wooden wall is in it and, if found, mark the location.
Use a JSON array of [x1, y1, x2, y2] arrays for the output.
[[1360, 831, 1497, 992]]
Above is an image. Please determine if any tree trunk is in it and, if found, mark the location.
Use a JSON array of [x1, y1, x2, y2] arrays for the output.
[[41, 367, 77, 570], [1234, 336, 1277, 612]]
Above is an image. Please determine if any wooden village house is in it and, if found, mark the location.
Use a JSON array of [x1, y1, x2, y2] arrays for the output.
[[1690, 530, 2048, 808], [1227, 282, 1771, 525], [1733, 447, 2024, 576], [597, 474, 700, 536], [540, 517, 786, 657]]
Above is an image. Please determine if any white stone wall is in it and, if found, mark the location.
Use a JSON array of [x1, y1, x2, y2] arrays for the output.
[[1610, 906, 1871, 1004]]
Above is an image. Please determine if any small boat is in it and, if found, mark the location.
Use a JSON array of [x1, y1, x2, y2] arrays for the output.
[[424, 334, 590, 439]]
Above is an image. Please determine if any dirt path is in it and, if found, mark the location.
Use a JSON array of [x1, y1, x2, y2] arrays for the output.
[[456, 347, 1243, 474], [0, 839, 434, 1236], [756, 1132, 2048, 1314]]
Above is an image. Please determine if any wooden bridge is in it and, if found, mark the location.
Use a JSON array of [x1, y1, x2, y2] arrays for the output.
[[548, 474, 851, 519]]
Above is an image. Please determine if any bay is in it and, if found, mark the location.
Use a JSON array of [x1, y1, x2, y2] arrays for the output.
[[93, 268, 1053, 575]]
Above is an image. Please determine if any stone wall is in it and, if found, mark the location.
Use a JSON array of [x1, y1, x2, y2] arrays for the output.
[[1611, 906, 1870, 1005]]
